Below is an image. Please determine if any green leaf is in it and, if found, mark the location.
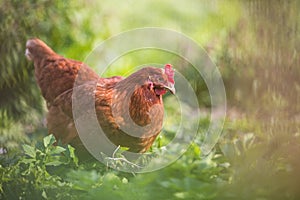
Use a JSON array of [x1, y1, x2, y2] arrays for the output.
[[42, 190, 47, 199], [67, 145, 78, 166], [21, 158, 36, 164], [174, 192, 188, 199], [45, 160, 64, 166], [122, 177, 128, 184], [50, 146, 66, 155], [23, 144, 36, 158], [43, 135, 56, 148], [120, 146, 130, 151]]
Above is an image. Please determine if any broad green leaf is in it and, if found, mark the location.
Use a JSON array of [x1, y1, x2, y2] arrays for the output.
[[22, 144, 36, 158], [121, 177, 128, 184], [174, 192, 188, 199], [43, 135, 56, 148], [21, 158, 36, 164], [50, 146, 66, 155], [67, 145, 78, 166], [45, 160, 64, 166], [42, 190, 47, 199]]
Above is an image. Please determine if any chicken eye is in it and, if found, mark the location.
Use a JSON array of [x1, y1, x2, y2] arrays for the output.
[[158, 77, 164, 82]]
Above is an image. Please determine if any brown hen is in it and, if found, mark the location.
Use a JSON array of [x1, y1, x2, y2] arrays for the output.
[[26, 38, 175, 158]]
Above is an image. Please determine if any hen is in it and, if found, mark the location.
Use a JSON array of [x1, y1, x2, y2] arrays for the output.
[[26, 38, 175, 157]]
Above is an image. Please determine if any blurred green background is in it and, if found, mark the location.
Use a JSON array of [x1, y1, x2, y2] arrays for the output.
[[1, 0, 300, 199]]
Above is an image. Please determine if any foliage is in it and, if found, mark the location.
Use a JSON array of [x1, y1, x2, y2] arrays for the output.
[[0, 0, 104, 149], [2, 122, 299, 199], [1, 0, 299, 199], [217, 0, 300, 119], [218, 118, 300, 199], [0, 135, 78, 199], [0, 134, 230, 200]]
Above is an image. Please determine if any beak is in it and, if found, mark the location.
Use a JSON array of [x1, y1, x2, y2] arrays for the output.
[[164, 83, 176, 94], [25, 48, 32, 61]]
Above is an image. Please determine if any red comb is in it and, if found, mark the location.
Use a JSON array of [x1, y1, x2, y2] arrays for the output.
[[164, 64, 175, 84]]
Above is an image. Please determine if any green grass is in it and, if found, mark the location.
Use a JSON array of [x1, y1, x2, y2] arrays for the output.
[[1, 115, 299, 199]]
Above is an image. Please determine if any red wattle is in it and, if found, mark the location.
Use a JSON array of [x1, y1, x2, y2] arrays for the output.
[[155, 88, 167, 95]]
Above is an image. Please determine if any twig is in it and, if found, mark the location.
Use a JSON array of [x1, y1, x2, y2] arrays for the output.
[[106, 157, 143, 169], [112, 145, 121, 158]]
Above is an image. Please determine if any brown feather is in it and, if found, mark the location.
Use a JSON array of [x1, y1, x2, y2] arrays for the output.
[[26, 38, 175, 157]]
